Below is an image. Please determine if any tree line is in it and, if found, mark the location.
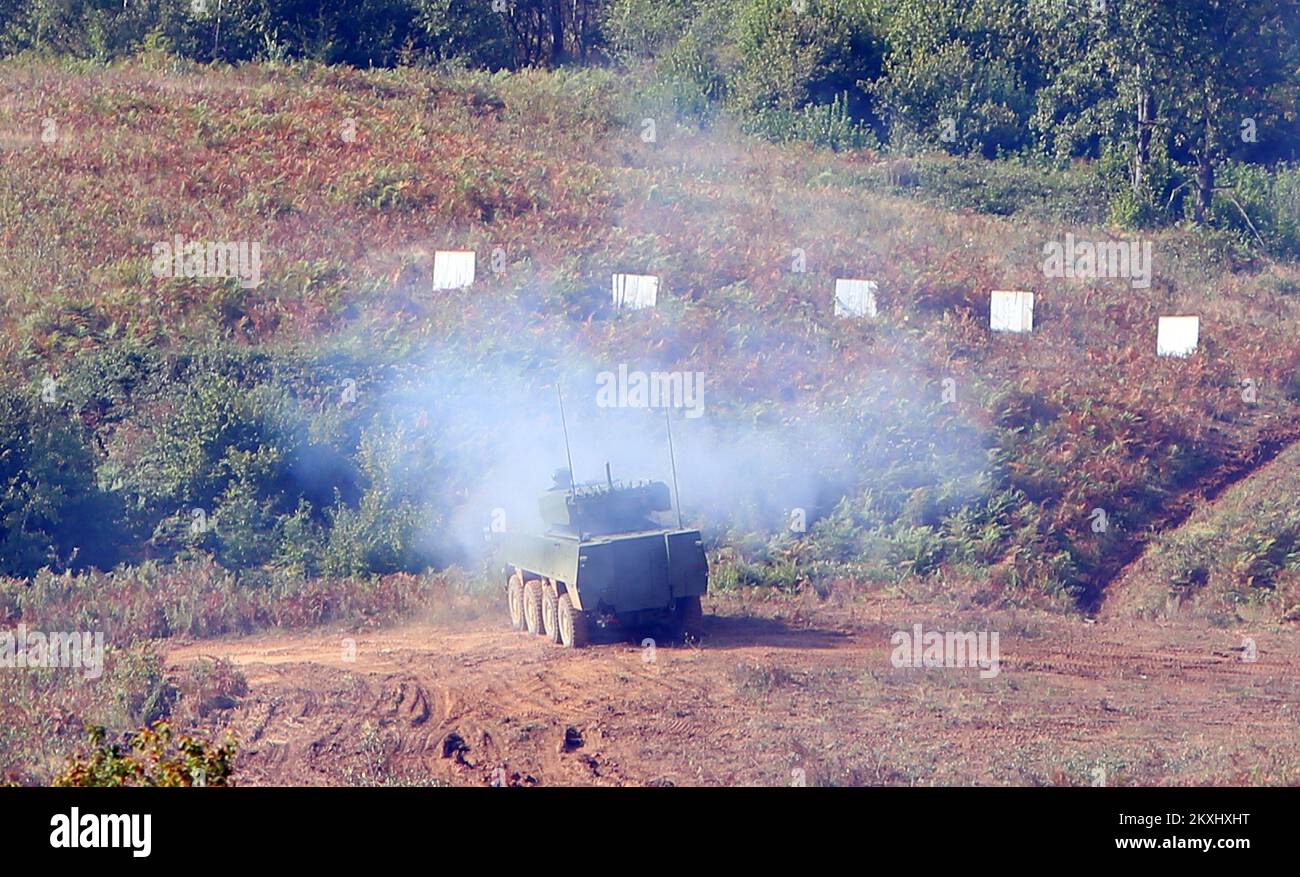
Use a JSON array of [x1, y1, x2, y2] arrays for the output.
[[2, 0, 1298, 241]]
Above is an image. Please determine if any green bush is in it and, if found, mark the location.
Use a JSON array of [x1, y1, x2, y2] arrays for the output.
[[729, 0, 882, 117], [320, 424, 440, 576], [1100, 139, 1181, 229], [869, 0, 1039, 157], [123, 374, 307, 532], [2, 341, 463, 583], [603, 0, 700, 58], [907, 156, 1108, 223], [272, 500, 328, 576], [0, 384, 117, 576], [54, 722, 236, 788], [886, 525, 945, 579], [88, 348, 384, 574], [322, 491, 427, 577], [1200, 161, 1300, 258], [210, 474, 283, 570], [639, 31, 728, 124], [742, 92, 874, 151]]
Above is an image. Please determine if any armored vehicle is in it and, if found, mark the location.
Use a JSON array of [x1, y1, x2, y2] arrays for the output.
[[503, 470, 708, 648]]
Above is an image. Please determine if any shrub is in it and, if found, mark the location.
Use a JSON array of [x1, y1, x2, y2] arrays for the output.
[[869, 0, 1039, 157], [115, 366, 355, 570], [54, 722, 237, 787], [902, 156, 1109, 223], [0, 384, 117, 576], [111, 643, 180, 728], [1201, 161, 1300, 258], [742, 92, 875, 151], [603, 0, 699, 58], [638, 31, 728, 124], [729, 0, 882, 118], [319, 424, 441, 576], [886, 525, 945, 579]]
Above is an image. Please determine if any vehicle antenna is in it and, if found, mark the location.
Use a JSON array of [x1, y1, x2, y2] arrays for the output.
[[664, 408, 684, 529], [556, 383, 577, 499]]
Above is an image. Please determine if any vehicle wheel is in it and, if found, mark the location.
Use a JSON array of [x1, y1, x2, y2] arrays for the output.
[[557, 592, 588, 649], [675, 595, 704, 639], [523, 580, 544, 635], [542, 584, 561, 643], [507, 572, 525, 630]]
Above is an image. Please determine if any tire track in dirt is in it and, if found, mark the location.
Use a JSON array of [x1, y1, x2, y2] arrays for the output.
[[165, 602, 1300, 786]]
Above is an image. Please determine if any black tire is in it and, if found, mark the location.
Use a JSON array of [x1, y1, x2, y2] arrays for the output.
[[523, 580, 544, 635], [557, 592, 588, 648], [542, 584, 561, 643], [675, 595, 704, 639], [507, 573, 525, 630]]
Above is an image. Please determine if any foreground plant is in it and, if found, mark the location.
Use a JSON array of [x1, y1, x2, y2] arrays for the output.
[[53, 722, 237, 787]]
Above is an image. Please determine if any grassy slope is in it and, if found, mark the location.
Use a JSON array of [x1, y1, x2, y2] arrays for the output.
[[1, 57, 1299, 614], [1105, 439, 1300, 624]]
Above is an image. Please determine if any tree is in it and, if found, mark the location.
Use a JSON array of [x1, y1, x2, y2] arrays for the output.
[[730, 0, 884, 120], [869, 0, 1046, 156], [1155, 0, 1299, 222], [1036, 0, 1300, 222]]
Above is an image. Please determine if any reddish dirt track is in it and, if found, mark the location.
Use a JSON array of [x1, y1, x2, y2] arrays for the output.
[[164, 592, 1300, 786]]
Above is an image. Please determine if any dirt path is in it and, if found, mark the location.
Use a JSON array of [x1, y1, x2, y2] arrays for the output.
[[163, 593, 1300, 786]]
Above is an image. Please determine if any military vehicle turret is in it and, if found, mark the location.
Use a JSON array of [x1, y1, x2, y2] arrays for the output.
[[502, 468, 708, 648]]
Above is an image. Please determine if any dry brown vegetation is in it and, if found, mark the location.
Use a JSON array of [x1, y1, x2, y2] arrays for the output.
[[1, 59, 1298, 785]]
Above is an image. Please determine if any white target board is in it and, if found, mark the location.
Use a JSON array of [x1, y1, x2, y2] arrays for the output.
[[990, 290, 1035, 333], [612, 273, 659, 310], [433, 250, 476, 290], [1157, 316, 1200, 357], [834, 279, 878, 318]]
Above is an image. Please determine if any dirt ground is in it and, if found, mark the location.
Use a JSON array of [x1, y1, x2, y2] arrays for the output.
[[164, 589, 1300, 787]]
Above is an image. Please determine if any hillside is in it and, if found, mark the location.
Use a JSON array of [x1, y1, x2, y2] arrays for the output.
[[3, 58, 1298, 606], [1105, 439, 1300, 624], [4, 0, 1300, 805], [0, 58, 1294, 784]]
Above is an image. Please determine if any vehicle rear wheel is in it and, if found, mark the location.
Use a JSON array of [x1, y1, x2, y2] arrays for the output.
[[557, 592, 588, 649], [523, 581, 544, 635], [675, 595, 704, 639], [507, 573, 525, 630], [542, 583, 560, 643]]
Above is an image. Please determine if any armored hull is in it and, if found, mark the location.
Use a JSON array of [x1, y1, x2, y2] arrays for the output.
[[502, 479, 708, 647]]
